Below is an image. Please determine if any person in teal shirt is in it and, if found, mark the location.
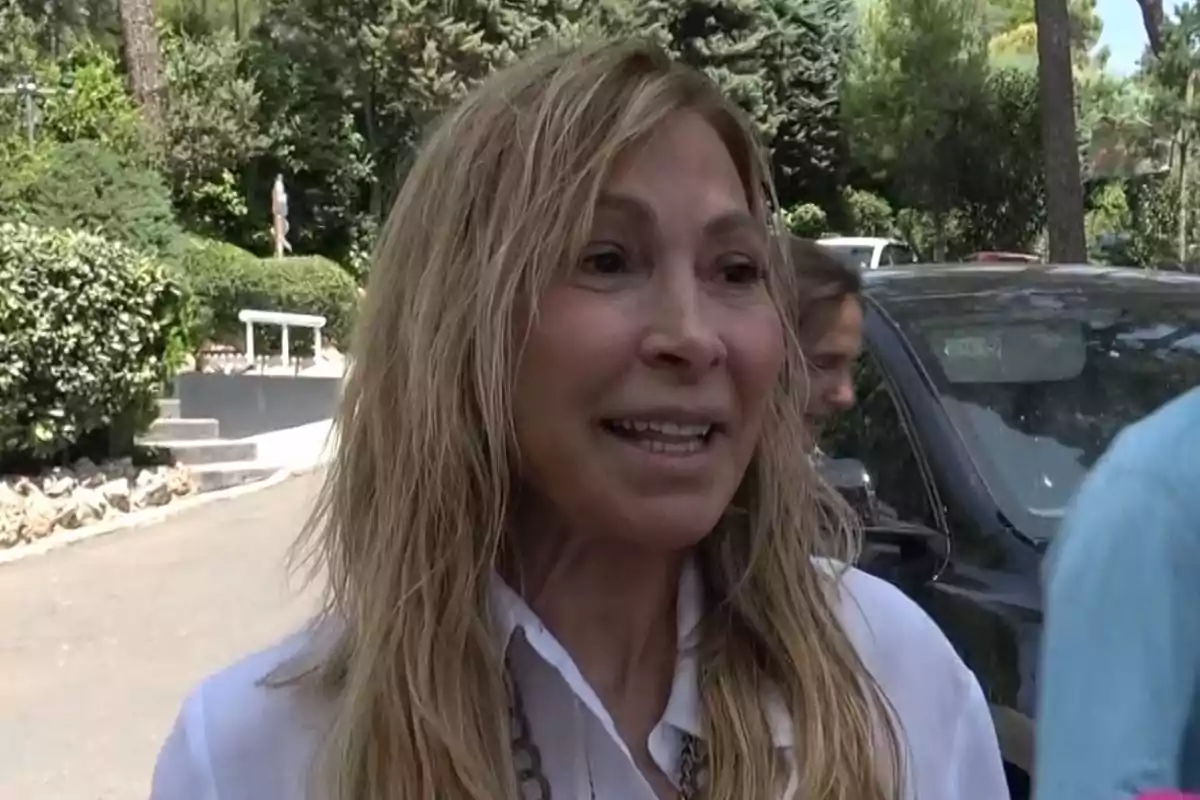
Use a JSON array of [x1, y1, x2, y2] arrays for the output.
[[1035, 386, 1200, 799]]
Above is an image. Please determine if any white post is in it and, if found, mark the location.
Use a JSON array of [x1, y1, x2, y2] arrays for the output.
[[281, 325, 291, 365], [313, 327, 323, 361], [244, 321, 255, 361]]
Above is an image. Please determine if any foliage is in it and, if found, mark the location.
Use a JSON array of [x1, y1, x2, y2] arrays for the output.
[[36, 40, 147, 157], [843, 0, 989, 256], [952, 67, 1046, 253], [246, 0, 594, 263], [782, 203, 830, 238], [1084, 180, 1134, 264], [0, 139, 184, 256], [1124, 172, 1193, 267], [160, 26, 269, 241], [0, 0, 44, 86], [0, 222, 184, 464], [175, 237, 359, 350], [984, 0, 1103, 65], [842, 187, 894, 236], [615, 0, 852, 210]]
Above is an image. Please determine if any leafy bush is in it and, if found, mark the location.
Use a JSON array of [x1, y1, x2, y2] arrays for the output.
[[161, 27, 269, 240], [0, 223, 185, 465], [38, 41, 147, 158], [176, 238, 358, 351], [1, 140, 185, 257], [783, 203, 830, 238], [842, 188, 896, 237]]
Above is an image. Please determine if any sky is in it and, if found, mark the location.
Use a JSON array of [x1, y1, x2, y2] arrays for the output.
[[1096, 0, 1183, 74]]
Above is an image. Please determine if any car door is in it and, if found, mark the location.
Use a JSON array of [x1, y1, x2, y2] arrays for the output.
[[818, 351, 949, 582]]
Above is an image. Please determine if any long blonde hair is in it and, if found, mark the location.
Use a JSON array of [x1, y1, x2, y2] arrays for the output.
[[286, 40, 903, 800]]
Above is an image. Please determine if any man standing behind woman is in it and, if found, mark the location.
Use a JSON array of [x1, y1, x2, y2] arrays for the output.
[[1035, 386, 1200, 799], [783, 236, 863, 441]]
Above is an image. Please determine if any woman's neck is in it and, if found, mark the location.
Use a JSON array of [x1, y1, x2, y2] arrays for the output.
[[508, 528, 684, 750]]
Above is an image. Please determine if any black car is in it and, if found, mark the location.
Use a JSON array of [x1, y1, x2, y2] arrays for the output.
[[818, 264, 1200, 799]]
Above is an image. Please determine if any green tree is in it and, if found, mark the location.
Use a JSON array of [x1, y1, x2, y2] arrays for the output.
[[842, 0, 990, 258], [985, 0, 1102, 65], [160, 26, 268, 240], [955, 68, 1046, 253], [247, 0, 592, 263], [608, 0, 852, 210]]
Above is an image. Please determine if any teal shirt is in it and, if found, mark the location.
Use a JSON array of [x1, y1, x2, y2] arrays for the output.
[[1035, 387, 1200, 800]]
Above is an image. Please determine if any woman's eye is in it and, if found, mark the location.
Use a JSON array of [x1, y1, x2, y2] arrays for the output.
[[580, 248, 628, 275], [721, 260, 764, 285]]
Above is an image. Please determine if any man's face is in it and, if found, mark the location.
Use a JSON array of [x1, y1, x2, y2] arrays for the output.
[[804, 295, 863, 426]]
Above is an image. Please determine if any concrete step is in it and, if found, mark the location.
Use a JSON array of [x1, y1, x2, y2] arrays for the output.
[[189, 461, 279, 492], [139, 438, 259, 466], [143, 417, 219, 442], [157, 398, 181, 419]]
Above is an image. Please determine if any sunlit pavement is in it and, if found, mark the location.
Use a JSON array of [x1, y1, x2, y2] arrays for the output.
[[0, 472, 324, 800]]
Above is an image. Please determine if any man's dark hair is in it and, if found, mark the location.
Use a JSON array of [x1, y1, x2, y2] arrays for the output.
[[783, 235, 862, 346]]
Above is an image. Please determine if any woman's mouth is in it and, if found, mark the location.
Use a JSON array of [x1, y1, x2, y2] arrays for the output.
[[600, 418, 718, 455]]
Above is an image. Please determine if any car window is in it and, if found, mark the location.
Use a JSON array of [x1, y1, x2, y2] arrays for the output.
[[819, 354, 939, 530], [881, 244, 917, 266]]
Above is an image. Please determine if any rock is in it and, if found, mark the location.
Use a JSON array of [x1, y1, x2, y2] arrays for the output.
[[0, 480, 22, 510], [166, 465, 195, 497], [55, 496, 82, 529], [73, 487, 107, 525], [42, 468, 76, 499], [99, 478, 132, 513], [11, 475, 36, 496], [0, 505, 22, 547], [0, 455, 193, 550], [133, 472, 171, 508], [73, 457, 107, 489], [20, 492, 58, 540], [72, 456, 99, 477], [106, 457, 136, 480]]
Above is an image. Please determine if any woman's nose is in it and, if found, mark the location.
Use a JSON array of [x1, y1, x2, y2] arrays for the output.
[[638, 270, 727, 377]]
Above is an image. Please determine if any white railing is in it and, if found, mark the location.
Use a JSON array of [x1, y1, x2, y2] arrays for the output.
[[238, 309, 327, 365]]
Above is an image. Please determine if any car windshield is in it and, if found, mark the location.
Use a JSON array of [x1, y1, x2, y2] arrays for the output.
[[888, 283, 1200, 539], [820, 243, 874, 270]]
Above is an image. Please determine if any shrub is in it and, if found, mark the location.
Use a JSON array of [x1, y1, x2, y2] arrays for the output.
[[0, 223, 185, 466], [2, 140, 184, 257], [176, 238, 358, 351], [842, 188, 896, 238], [782, 203, 829, 238], [38, 41, 147, 159]]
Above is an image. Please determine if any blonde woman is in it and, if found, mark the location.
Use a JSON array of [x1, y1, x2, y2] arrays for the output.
[[151, 42, 1007, 800]]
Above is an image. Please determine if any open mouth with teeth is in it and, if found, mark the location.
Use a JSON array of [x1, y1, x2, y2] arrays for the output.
[[600, 418, 719, 455]]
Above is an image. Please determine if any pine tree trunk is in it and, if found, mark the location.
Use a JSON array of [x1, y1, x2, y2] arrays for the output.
[[1035, 0, 1087, 263], [117, 0, 164, 132]]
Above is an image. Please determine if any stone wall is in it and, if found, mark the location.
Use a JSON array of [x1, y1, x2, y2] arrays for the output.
[[1, 458, 196, 548]]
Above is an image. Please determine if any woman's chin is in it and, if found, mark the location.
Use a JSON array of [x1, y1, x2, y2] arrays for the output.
[[598, 496, 728, 552]]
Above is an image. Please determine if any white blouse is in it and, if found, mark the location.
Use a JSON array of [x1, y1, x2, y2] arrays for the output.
[[150, 563, 1009, 800]]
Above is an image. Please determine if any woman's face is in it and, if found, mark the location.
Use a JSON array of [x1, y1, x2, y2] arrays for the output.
[[511, 110, 785, 550]]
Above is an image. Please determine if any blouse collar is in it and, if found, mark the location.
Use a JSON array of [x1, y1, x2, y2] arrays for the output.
[[488, 558, 794, 748]]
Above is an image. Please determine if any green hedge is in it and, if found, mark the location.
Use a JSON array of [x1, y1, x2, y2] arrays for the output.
[[0, 223, 185, 465], [175, 237, 358, 352], [0, 140, 184, 258]]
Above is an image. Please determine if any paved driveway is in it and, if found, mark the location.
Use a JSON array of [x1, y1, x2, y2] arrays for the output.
[[0, 473, 325, 800]]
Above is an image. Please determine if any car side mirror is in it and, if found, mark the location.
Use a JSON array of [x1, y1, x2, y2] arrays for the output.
[[818, 456, 880, 527], [861, 519, 946, 588]]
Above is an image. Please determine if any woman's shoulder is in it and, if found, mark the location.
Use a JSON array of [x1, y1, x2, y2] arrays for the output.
[[151, 628, 334, 800], [824, 563, 1008, 798], [825, 562, 970, 695]]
